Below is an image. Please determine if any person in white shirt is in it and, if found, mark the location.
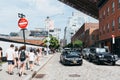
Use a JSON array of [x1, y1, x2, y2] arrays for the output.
[[6, 44, 15, 75], [29, 48, 35, 71], [0, 47, 3, 71]]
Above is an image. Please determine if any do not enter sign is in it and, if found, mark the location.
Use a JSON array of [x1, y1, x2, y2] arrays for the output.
[[18, 18, 28, 29]]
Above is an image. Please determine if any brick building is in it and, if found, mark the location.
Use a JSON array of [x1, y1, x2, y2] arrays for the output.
[[71, 23, 99, 47], [99, 0, 120, 56]]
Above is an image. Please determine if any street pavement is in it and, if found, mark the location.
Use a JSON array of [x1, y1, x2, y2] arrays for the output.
[[32, 53, 120, 80], [0, 54, 54, 80]]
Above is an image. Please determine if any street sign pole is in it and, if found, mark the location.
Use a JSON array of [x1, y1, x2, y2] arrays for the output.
[[45, 16, 50, 55], [112, 35, 115, 54], [22, 29, 26, 46], [18, 13, 28, 46]]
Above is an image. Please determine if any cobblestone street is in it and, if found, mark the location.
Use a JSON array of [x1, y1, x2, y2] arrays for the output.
[[32, 53, 120, 80]]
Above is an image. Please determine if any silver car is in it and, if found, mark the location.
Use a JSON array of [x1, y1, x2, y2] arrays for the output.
[[82, 48, 90, 59]]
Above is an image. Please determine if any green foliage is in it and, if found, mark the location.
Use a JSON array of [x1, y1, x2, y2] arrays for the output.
[[73, 40, 82, 48], [44, 35, 60, 49], [64, 42, 73, 48], [49, 36, 59, 49], [64, 40, 83, 48]]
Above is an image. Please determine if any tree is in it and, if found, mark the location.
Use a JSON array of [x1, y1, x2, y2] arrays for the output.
[[73, 40, 83, 48], [44, 35, 60, 49], [64, 42, 73, 48], [49, 35, 60, 49]]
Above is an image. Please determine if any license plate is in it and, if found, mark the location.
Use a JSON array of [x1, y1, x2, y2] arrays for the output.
[[73, 60, 77, 64]]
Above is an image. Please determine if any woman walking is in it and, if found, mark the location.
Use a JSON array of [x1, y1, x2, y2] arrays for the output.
[[14, 47, 19, 68], [36, 48, 42, 66], [18, 46, 27, 77], [6, 44, 15, 75], [28, 48, 35, 71]]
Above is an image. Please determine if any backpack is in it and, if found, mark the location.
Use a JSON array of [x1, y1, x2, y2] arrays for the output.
[[20, 50, 26, 61]]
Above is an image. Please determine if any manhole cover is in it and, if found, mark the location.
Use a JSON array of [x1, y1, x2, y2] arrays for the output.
[[69, 74, 80, 77], [35, 74, 46, 78]]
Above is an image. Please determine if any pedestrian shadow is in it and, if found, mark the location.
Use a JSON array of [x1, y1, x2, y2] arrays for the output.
[[59, 61, 82, 67], [83, 59, 119, 66]]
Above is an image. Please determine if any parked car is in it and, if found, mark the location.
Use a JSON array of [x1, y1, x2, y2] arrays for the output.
[[88, 47, 118, 65], [82, 48, 90, 59], [60, 50, 83, 65]]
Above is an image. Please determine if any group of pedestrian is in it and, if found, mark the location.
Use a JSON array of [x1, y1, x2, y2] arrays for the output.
[[0, 44, 43, 77]]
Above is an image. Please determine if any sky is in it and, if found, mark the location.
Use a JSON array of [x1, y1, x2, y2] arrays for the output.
[[0, 0, 98, 39]]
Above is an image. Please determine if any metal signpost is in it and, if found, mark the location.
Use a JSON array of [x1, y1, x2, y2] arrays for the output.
[[18, 13, 28, 46], [45, 16, 50, 55], [112, 35, 115, 54]]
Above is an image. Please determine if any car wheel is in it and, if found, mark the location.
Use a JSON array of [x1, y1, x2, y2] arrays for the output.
[[111, 61, 115, 65], [96, 58, 101, 65], [88, 57, 92, 62], [79, 61, 83, 65]]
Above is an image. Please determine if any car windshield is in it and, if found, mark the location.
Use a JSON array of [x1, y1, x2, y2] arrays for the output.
[[96, 48, 106, 53], [68, 51, 79, 56]]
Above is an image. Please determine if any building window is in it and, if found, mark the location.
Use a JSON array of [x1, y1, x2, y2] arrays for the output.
[[103, 26, 105, 34], [99, 14, 102, 22], [104, 10, 105, 15], [91, 35, 95, 40], [96, 35, 99, 40], [99, 28, 101, 36], [118, 17, 120, 29], [112, 2, 115, 13], [118, 0, 120, 8], [107, 24, 109, 32], [107, 7, 109, 16], [112, 20, 115, 31]]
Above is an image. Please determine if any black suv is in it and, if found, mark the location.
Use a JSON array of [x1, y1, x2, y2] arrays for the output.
[[88, 47, 118, 65]]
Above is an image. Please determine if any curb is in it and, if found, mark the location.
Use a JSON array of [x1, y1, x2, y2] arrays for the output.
[[23, 55, 54, 80]]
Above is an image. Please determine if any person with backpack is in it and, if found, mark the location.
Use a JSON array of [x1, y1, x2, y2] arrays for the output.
[[0, 47, 3, 71], [18, 46, 28, 77], [6, 44, 15, 75]]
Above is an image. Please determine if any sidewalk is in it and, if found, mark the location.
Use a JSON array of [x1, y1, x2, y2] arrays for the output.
[[0, 54, 54, 80]]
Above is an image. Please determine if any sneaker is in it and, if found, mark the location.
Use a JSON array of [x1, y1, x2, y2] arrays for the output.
[[36, 64, 40, 66], [19, 72, 22, 77], [23, 73, 27, 75], [31, 69, 33, 71], [0, 69, 2, 71], [10, 73, 14, 75]]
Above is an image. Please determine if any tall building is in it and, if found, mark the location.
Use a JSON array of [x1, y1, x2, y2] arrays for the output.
[[99, 0, 120, 56], [65, 11, 98, 44]]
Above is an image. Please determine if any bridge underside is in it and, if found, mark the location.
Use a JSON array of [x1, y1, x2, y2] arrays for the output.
[[59, 0, 108, 19]]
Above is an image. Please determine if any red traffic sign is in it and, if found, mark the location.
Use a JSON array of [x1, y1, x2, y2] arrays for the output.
[[18, 18, 28, 29]]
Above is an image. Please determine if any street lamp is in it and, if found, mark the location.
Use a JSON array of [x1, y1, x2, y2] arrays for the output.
[[45, 13, 64, 55], [45, 16, 51, 55]]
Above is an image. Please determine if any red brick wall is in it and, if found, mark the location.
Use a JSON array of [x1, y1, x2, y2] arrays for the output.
[[99, 0, 120, 40]]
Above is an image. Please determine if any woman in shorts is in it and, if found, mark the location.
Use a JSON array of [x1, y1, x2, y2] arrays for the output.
[[28, 48, 35, 71], [18, 46, 27, 76]]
